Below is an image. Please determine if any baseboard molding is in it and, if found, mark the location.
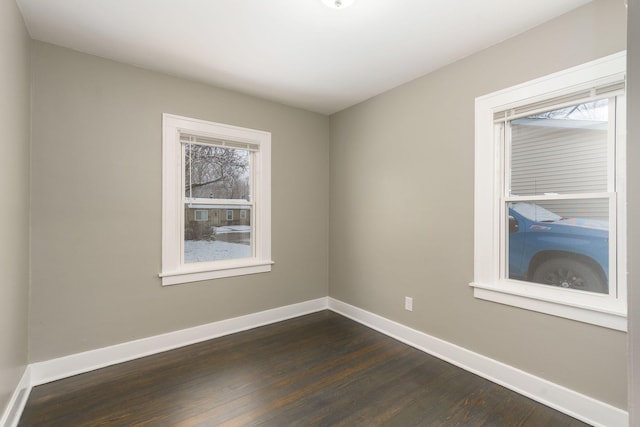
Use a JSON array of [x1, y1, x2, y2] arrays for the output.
[[5, 296, 628, 427], [327, 297, 628, 427], [30, 297, 328, 386], [0, 366, 31, 427]]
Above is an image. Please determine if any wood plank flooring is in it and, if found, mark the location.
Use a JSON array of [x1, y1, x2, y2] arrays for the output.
[[19, 311, 589, 426]]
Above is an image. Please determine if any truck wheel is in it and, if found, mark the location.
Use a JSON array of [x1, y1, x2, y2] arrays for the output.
[[531, 258, 607, 294]]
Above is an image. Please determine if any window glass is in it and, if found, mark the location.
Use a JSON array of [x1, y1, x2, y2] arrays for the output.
[[182, 142, 253, 264], [506, 200, 609, 294], [510, 100, 609, 196], [184, 144, 251, 201], [505, 99, 614, 296], [194, 209, 208, 221], [184, 206, 252, 263]]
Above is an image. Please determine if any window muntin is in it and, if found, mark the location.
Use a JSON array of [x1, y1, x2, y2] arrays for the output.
[[472, 52, 627, 331], [161, 114, 272, 285]]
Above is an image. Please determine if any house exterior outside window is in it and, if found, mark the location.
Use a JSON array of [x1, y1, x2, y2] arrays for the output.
[[194, 210, 208, 221]]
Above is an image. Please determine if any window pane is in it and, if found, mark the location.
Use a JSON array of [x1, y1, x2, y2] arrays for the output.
[[194, 209, 208, 221], [185, 144, 251, 200], [506, 200, 608, 294], [184, 206, 252, 263], [510, 100, 609, 196]]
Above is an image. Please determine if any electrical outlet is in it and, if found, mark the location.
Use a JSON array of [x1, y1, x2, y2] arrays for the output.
[[404, 296, 413, 311]]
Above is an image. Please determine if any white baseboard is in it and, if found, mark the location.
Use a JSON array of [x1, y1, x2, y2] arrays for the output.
[[5, 296, 628, 427], [327, 297, 628, 427], [0, 366, 31, 427], [30, 297, 328, 386]]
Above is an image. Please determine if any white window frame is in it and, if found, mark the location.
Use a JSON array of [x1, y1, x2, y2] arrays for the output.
[[472, 52, 627, 331], [240, 209, 247, 220], [226, 209, 234, 221], [160, 114, 272, 285]]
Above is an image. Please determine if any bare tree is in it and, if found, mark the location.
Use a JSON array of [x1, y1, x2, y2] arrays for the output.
[[185, 144, 250, 199], [531, 99, 608, 121]]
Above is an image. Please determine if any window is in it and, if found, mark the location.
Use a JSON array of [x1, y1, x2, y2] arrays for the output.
[[161, 114, 272, 285], [472, 52, 627, 330], [194, 210, 208, 221], [240, 210, 247, 220]]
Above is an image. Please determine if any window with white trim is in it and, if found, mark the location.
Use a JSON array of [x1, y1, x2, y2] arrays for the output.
[[194, 210, 208, 221], [161, 114, 272, 285], [472, 52, 627, 331]]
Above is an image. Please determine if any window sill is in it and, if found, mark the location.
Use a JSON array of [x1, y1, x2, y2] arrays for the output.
[[160, 260, 274, 286], [470, 281, 627, 331]]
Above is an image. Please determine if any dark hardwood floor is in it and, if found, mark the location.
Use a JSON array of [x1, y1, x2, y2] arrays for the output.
[[19, 311, 589, 426]]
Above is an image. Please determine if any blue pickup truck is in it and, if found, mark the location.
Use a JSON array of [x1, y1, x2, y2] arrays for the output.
[[508, 203, 608, 294]]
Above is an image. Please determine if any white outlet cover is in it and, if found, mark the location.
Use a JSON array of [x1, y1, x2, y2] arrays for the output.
[[405, 297, 413, 311]]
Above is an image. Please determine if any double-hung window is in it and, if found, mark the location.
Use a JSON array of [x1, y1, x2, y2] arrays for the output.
[[472, 52, 627, 330], [161, 114, 272, 285]]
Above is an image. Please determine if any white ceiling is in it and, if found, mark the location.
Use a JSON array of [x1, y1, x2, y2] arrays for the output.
[[16, 0, 592, 115]]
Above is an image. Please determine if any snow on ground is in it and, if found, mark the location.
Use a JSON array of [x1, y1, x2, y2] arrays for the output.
[[214, 225, 251, 234], [184, 240, 251, 263]]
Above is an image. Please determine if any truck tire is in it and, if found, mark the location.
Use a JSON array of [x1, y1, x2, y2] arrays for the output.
[[531, 258, 607, 294]]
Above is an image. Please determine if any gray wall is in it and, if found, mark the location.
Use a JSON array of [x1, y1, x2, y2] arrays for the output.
[[329, 0, 628, 409], [29, 42, 330, 361], [9, 0, 635, 418], [627, 0, 640, 423], [0, 0, 31, 415]]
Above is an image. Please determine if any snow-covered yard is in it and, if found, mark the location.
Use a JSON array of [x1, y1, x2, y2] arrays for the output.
[[184, 240, 251, 263], [184, 225, 252, 263], [213, 225, 250, 234]]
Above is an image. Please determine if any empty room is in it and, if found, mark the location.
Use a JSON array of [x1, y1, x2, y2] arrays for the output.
[[2, 0, 639, 426]]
